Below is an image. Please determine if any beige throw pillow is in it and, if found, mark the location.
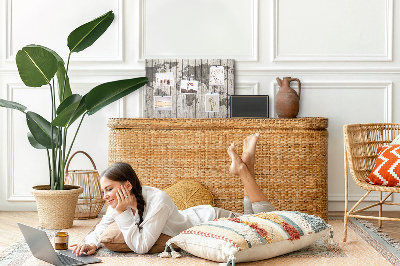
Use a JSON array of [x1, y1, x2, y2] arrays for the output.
[[163, 180, 214, 210], [99, 222, 177, 253]]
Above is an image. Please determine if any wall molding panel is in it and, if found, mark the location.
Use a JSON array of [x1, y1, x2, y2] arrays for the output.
[[5, 68, 400, 77], [6, 0, 124, 63], [234, 82, 259, 95], [5, 0, 11, 62], [6, 82, 32, 202], [273, 0, 393, 62], [139, 0, 259, 62], [237, 68, 400, 75], [271, 81, 392, 121]]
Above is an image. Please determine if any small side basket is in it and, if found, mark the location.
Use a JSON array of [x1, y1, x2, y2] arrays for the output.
[[65, 151, 105, 219]]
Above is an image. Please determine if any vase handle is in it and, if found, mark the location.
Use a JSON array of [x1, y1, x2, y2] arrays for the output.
[[289, 78, 301, 99], [65, 151, 97, 174]]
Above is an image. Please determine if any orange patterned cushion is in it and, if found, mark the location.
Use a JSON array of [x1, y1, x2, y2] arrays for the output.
[[366, 144, 400, 187]]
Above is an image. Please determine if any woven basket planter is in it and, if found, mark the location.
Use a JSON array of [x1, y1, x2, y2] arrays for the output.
[[64, 151, 105, 219], [31, 185, 83, 229]]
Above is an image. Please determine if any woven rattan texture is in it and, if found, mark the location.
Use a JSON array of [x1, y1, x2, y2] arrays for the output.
[[64, 151, 105, 219], [31, 185, 83, 229], [65, 170, 105, 219], [163, 180, 215, 210], [344, 123, 400, 193], [108, 118, 328, 221]]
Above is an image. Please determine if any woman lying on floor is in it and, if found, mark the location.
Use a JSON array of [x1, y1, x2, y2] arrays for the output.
[[72, 133, 274, 255]]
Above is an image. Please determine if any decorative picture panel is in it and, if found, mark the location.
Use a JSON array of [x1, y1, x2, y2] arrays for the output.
[[144, 59, 234, 118]]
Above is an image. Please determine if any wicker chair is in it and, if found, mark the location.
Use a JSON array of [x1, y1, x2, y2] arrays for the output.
[[343, 123, 400, 242]]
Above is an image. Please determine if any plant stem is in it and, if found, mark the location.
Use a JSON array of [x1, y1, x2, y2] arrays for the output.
[[58, 128, 63, 190], [46, 148, 52, 187], [52, 79, 55, 101], [62, 54, 71, 100], [61, 127, 67, 186], [66, 112, 86, 162], [54, 95, 62, 189], [50, 82, 61, 190], [49, 83, 56, 189], [56, 55, 71, 190], [60, 53, 70, 184]]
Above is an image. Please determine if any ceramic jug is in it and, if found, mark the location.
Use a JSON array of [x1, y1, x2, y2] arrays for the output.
[[275, 77, 301, 118]]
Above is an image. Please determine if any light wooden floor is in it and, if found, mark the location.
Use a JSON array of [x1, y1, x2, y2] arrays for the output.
[[0, 212, 39, 253], [1, 211, 400, 254]]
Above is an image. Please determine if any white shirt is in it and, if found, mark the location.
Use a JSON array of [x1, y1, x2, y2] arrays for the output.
[[84, 186, 216, 254]]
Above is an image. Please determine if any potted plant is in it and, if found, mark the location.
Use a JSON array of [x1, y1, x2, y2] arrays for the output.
[[0, 11, 148, 229]]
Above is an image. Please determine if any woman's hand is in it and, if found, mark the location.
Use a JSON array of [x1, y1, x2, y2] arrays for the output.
[[115, 184, 137, 214], [71, 243, 97, 256]]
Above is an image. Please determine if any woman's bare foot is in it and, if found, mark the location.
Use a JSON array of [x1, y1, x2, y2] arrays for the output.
[[241, 133, 260, 166], [228, 141, 269, 203], [228, 142, 247, 175]]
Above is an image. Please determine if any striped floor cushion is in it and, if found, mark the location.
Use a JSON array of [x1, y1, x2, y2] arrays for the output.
[[160, 211, 332, 264]]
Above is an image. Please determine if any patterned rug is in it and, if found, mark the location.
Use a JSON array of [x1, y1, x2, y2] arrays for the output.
[[1, 218, 399, 265]]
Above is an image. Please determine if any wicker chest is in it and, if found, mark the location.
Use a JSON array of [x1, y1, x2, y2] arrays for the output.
[[108, 118, 328, 221]]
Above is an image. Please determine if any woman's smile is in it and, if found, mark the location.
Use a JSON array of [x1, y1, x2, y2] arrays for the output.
[[101, 177, 124, 208]]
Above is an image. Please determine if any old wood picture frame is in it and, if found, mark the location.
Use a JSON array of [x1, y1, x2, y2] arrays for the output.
[[144, 59, 234, 118]]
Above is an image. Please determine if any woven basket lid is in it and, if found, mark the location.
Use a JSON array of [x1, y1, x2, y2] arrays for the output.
[[163, 180, 215, 210]]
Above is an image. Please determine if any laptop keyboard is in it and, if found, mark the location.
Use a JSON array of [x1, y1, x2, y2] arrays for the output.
[[57, 253, 83, 265]]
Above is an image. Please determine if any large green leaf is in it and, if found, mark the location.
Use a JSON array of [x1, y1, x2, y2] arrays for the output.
[[40, 46, 72, 100], [26, 111, 60, 149], [52, 94, 82, 127], [26, 44, 63, 61], [16, 45, 58, 87], [67, 11, 114, 53], [25, 45, 72, 101], [67, 95, 87, 127], [0, 99, 27, 113], [56, 94, 82, 115], [56, 61, 72, 102], [27, 132, 46, 149], [85, 77, 148, 115]]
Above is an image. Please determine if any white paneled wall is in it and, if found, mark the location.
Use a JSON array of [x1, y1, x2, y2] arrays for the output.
[[140, 0, 257, 61], [1, 0, 399, 211], [275, 0, 392, 61]]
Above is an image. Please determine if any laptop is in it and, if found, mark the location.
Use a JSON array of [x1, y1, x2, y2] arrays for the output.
[[17, 223, 102, 266]]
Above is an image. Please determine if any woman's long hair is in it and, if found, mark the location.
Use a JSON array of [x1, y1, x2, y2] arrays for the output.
[[101, 162, 145, 230]]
